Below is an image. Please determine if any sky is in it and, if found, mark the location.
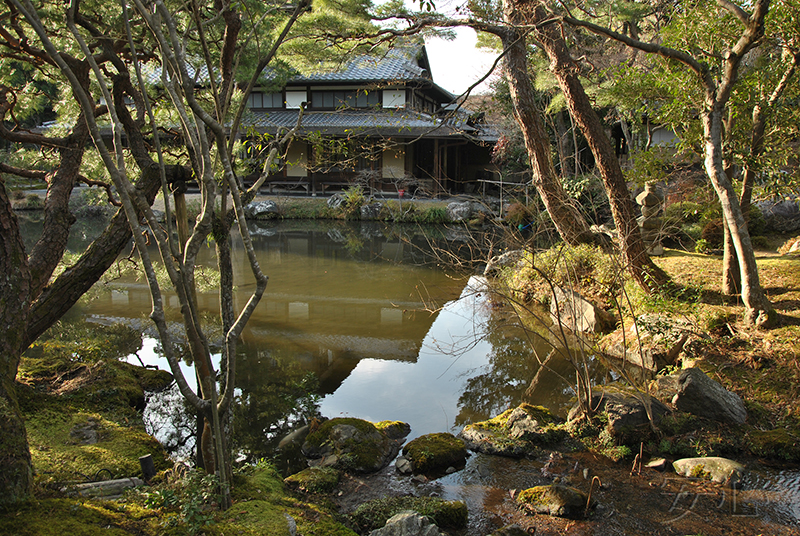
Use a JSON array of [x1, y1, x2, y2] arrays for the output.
[[380, 0, 502, 95], [424, 27, 501, 95]]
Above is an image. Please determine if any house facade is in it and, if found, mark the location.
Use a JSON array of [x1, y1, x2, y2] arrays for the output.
[[242, 46, 499, 197]]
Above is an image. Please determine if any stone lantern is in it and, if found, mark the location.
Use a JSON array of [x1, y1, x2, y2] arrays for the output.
[[635, 181, 664, 256]]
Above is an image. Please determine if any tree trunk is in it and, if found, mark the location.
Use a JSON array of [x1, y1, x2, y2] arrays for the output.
[[528, 1, 671, 292], [501, 1, 595, 246], [702, 104, 774, 327], [0, 186, 33, 506], [554, 111, 573, 177], [722, 53, 797, 294]]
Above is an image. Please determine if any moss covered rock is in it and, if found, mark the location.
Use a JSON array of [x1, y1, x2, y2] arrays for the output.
[[516, 484, 593, 518], [459, 404, 565, 457], [349, 495, 467, 533], [401, 432, 466, 475], [301, 417, 407, 473], [284, 466, 341, 494], [673, 456, 746, 484]]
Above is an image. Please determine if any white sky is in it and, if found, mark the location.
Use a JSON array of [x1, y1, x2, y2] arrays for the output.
[[424, 27, 501, 95], [378, 0, 502, 95]]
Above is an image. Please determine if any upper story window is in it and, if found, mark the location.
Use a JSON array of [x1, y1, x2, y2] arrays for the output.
[[310, 90, 380, 110], [248, 92, 283, 109], [409, 91, 437, 114]]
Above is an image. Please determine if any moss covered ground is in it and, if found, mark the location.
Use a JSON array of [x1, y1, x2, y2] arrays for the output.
[[2, 321, 360, 536]]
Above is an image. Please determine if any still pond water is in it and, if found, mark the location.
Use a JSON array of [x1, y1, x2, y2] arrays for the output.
[[21, 215, 800, 534]]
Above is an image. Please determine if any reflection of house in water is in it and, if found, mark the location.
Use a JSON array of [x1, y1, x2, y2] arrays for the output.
[[84, 222, 467, 395]]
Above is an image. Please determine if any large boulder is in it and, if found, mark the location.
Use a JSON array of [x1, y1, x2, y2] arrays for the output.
[[550, 286, 616, 334], [361, 202, 384, 220], [398, 433, 466, 476], [598, 313, 696, 373], [368, 512, 446, 536], [516, 484, 595, 518], [327, 193, 346, 210], [673, 456, 745, 485], [484, 250, 525, 277], [244, 200, 280, 219], [283, 466, 340, 494], [672, 368, 747, 424], [350, 496, 468, 533], [301, 418, 409, 473], [446, 201, 473, 222], [459, 404, 565, 457], [569, 389, 670, 441], [756, 198, 800, 233]]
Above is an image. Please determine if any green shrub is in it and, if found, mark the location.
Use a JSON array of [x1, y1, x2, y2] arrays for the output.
[[504, 243, 622, 306], [748, 204, 766, 236], [26, 193, 43, 208], [349, 496, 467, 532], [664, 201, 703, 224], [420, 206, 449, 224]]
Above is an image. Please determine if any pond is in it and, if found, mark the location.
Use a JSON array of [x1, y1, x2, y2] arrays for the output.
[[56, 218, 586, 459], [21, 214, 800, 535]]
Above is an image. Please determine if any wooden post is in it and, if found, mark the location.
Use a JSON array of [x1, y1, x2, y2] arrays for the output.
[[172, 178, 189, 252], [139, 454, 156, 482]]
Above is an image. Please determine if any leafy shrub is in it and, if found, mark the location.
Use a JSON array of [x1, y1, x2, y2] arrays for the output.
[[340, 185, 366, 219], [700, 219, 724, 249], [505, 243, 622, 307], [420, 206, 448, 224], [664, 201, 703, 224], [26, 193, 43, 208], [505, 202, 534, 225]]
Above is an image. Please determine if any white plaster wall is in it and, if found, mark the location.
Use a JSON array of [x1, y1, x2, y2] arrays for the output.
[[382, 146, 405, 179], [651, 127, 678, 147], [286, 142, 308, 177], [382, 89, 406, 108], [285, 91, 307, 109]]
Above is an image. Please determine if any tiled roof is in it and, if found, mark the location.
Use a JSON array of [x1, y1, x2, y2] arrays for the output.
[[245, 109, 495, 140], [291, 49, 428, 84]]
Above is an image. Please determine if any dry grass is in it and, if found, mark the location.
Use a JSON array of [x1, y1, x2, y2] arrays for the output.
[[653, 247, 800, 433]]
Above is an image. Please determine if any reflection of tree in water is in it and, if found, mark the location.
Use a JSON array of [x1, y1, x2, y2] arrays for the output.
[[144, 384, 196, 461], [232, 344, 321, 473], [455, 303, 610, 426], [143, 343, 321, 467]]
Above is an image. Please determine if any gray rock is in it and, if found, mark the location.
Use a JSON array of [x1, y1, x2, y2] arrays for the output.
[[446, 201, 473, 222], [361, 202, 384, 220], [517, 484, 594, 518], [368, 511, 445, 536], [244, 200, 280, 219], [67, 477, 144, 499], [484, 250, 525, 277], [672, 368, 747, 424], [301, 419, 406, 473], [506, 407, 543, 439], [550, 286, 616, 334], [673, 456, 746, 485], [646, 458, 668, 471], [327, 194, 346, 210], [395, 456, 413, 474], [70, 418, 101, 445], [285, 513, 297, 536], [757, 198, 800, 233], [599, 314, 696, 373], [570, 390, 669, 438]]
